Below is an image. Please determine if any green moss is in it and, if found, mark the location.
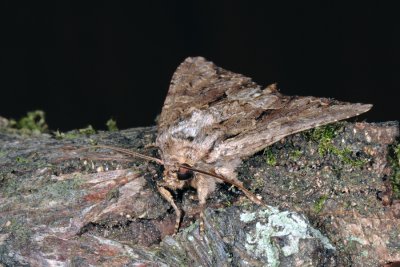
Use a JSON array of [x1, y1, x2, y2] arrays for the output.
[[15, 156, 30, 164], [305, 124, 341, 156], [263, 148, 277, 166], [78, 125, 96, 135], [54, 125, 96, 139], [54, 130, 80, 140], [9, 110, 48, 134], [289, 149, 303, 160], [388, 143, 400, 199], [305, 124, 367, 167], [106, 118, 118, 131], [313, 195, 328, 213], [328, 146, 367, 167]]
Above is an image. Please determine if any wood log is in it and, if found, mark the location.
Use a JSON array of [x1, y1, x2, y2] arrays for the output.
[[0, 118, 399, 266]]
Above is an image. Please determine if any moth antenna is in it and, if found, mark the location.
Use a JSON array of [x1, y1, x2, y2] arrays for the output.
[[180, 165, 264, 205], [81, 145, 164, 165], [79, 156, 136, 162]]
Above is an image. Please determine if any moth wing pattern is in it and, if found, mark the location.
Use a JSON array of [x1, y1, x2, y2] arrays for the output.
[[156, 57, 372, 174], [207, 92, 373, 163]]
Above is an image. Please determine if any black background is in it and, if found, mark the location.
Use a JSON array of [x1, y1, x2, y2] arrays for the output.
[[1, 2, 398, 131]]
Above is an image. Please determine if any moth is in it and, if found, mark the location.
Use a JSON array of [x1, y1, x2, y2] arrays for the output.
[[96, 57, 372, 233]]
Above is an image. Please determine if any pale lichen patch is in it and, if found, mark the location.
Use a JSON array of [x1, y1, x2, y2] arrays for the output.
[[239, 212, 256, 223], [241, 208, 336, 265]]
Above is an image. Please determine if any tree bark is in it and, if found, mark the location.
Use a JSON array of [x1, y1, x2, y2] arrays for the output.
[[0, 120, 399, 266]]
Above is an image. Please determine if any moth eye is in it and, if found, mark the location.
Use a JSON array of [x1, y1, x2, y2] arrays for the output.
[[177, 164, 194, 180]]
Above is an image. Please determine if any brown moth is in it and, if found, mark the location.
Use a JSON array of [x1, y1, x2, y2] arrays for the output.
[[97, 57, 372, 233]]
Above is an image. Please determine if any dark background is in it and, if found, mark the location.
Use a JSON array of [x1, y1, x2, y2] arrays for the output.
[[1, 2, 398, 131]]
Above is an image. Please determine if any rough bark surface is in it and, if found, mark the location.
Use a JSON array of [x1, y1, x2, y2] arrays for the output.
[[0, 119, 399, 266]]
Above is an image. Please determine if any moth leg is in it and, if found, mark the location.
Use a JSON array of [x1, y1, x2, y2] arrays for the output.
[[157, 186, 182, 234], [198, 197, 207, 235], [215, 167, 264, 205], [194, 175, 216, 234], [235, 182, 264, 205]]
